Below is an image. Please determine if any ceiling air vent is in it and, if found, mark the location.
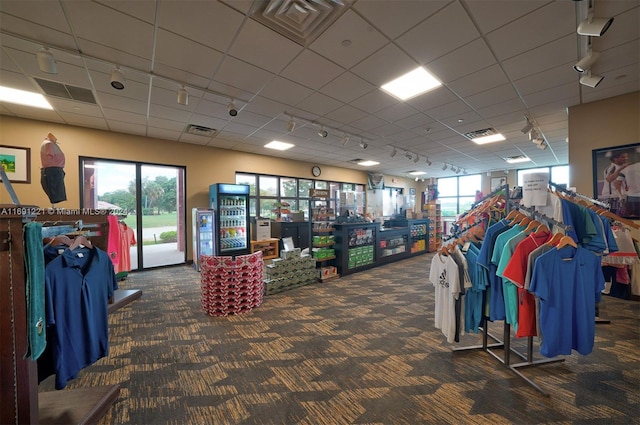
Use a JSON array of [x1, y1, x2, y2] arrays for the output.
[[186, 124, 217, 137], [250, 0, 350, 46], [463, 127, 499, 140], [348, 158, 364, 163], [33, 77, 96, 104]]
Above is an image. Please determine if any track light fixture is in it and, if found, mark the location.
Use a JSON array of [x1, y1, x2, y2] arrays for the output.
[[463, 169, 468, 175], [359, 139, 368, 149], [574, 50, 600, 73], [318, 127, 328, 138], [405, 151, 413, 160], [228, 100, 238, 117], [287, 116, 296, 132], [177, 85, 188, 106], [536, 142, 548, 150], [425, 158, 432, 166], [442, 163, 448, 171], [36, 47, 58, 74], [390, 147, 397, 158], [580, 70, 604, 88], [521, 117, 533, 134], [577, 12, 614, 37], [341, 133, 350, 146], [413, 154, 420, 164], [110, 66, 125, 90]]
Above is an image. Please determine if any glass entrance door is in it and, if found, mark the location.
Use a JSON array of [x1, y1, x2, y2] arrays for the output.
[[81, 158, 186, 270]]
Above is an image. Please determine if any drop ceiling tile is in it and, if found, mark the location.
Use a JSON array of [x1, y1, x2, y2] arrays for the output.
[[397, 2, 480, 65], [513, 62, 578, 96], [375, 102, 420, 124], [280, 49, 345, 90], [426, 99, 473, 121], [427, 38, 497, 84], [214, 56, 275, 95], [97, 92, 148, 115], [46, 97, 102, 117], [354, 0, 448, 40], [147, 127, 183, 141], [260, 77, 315, 106], [319, 72, 376, 104], [154, 30, 224, 79], [350, 89, 398, 114], [157, 1, 244, 52], [310, 10, 388, 69], [58, 112, 108, 130], [0, 69, 39, 92], [229, 18, 303, 74], [406, 87, 459, 113], [324, 105, 368, 125], [65, 2, 154, 59], [466, 84, 520, 110], [179, 133, 212, 145], [350, 43, 420, 87], [296, 92, 343, 117], [523, 82, 579, 108], [501, 34, 577, 81]]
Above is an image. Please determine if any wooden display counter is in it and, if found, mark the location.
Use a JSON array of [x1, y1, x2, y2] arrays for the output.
[[250, 238, 279, 260]]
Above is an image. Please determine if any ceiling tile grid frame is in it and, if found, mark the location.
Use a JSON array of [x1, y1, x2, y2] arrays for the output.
[[0, 0, 637, 178]]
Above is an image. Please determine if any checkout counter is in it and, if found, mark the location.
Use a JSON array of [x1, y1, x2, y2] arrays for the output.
[[333, 218, 429, 276]]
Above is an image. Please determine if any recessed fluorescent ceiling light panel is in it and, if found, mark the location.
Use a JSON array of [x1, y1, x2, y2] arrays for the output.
[[0, 86, 53, 109], [381, 67, 441, 101], [358, 160, 379, 167], [265, 140, 294, 150], [472, 134, 506, 145], [505, 155, 531, 164], [410, 171, 427, 175]]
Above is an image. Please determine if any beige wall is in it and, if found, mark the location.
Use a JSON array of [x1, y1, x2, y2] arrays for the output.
[[568, 91, 640, 195], [0, 116, 369, 208]]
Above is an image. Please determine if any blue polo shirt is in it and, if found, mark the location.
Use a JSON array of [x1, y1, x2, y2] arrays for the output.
[[38, 246, 118, 389]]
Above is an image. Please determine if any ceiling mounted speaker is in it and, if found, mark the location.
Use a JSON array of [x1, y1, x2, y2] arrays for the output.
[[577, 14, 614, 36]]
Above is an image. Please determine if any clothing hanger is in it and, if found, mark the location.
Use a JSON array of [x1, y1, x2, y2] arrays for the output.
[[505, 210, 521, 221], [545, 232, 564, 246], [69, 235, 93, 250], [524, 220, 540, 233], [556, 235, 578, 250], [533, 223, 550, 236], [45, 235, 73, 247]]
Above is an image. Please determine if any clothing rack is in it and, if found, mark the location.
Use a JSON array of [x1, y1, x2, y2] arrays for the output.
[[516, 204, 572, 232], [1, 208, 141, 424], [548, 181, 611, 209], [451, 197, 564, 396], [442, 219, 486, 243], [470, 184, 509, 210]]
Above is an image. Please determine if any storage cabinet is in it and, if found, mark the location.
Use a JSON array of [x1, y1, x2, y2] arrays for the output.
[[272, 221, 310, 251]]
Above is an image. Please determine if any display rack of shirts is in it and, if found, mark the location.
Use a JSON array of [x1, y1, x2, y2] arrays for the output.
[[446, 199, 570, 396], [548, 181, 611, 210]]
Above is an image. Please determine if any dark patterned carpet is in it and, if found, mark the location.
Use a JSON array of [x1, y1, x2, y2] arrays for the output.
[[40, 253, 640, 425]]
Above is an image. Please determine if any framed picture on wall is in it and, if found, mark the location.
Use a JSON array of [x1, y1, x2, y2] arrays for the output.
[[490, 177, 506, 192], [592, 143, 640, 219], [0, 145, 31, 184]]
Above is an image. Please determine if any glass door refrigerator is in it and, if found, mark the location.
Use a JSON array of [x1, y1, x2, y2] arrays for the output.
[[192, 208, 215, 271], [209, 183, 250, 256]]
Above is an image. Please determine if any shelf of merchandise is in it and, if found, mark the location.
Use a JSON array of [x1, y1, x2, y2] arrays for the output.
[[334, 223, 377, 276], [424, 201, 442, 252], [377, 227, 410, 265], [272, 201, 292, 222], [311, 206, 339, 281]]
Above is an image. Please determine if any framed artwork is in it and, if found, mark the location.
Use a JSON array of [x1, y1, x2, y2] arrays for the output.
[[0, 145, 31, 183], [593, 143, 640, 219], [490, 177, 507, 192]]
